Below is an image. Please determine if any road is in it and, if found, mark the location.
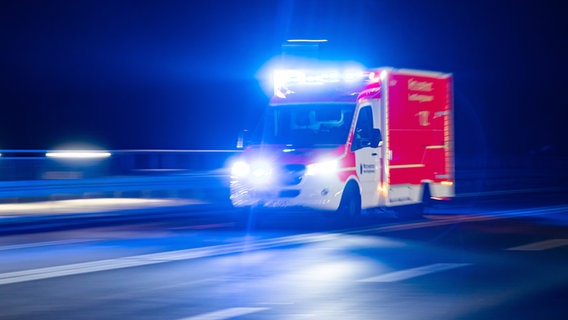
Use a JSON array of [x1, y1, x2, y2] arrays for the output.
[[0, 192, 567, 319]]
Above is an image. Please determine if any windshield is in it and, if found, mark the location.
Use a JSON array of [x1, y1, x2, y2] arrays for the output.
[[259, 103, 355, 147]]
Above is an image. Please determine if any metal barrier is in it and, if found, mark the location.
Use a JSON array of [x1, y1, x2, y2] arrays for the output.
[[0, 149, 241, 203], [1, 150, 566, 202], [0, 149, 241, 181]]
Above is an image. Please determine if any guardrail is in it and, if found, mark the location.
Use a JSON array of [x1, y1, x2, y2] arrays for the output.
[[0, 174, 232, 205], [1, 150, 567, 203], [0, 149, 241, 181], [0, 149, 241, 203]]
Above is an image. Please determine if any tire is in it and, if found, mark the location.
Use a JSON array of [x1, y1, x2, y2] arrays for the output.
[[337, 182, 362, 219], [421, 183, 432, 211]]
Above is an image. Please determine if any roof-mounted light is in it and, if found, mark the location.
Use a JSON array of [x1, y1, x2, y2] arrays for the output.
[[273, 68, 368, 98]]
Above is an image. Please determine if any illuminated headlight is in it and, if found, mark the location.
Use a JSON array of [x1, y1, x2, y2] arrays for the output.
[[306, 160, 338, 176], [231, 161, 250, 177], [231, 160, 274, 184], [251, 162, 272, 178]]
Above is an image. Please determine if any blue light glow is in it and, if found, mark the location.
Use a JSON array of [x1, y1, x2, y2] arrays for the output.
[[273, 67, 367, 98]]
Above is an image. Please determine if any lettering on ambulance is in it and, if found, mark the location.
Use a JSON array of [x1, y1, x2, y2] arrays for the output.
[[360, 163, 376, 174], [388, 75, 431, 185], [408, 78, 434, 92], [415, 110, 431, 126], [408, 93, 434, 103], [386, 73, 453, 187], [407, 78, 434, 103]]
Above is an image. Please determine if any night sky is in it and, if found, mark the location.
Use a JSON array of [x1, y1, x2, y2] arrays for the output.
[[1, 0, 566, 161]]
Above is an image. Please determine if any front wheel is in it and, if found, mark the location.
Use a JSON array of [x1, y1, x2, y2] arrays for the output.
[[337, 183, 362, 218]]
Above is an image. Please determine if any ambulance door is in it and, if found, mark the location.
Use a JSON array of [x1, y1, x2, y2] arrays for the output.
[[352, 104, 381, 208]]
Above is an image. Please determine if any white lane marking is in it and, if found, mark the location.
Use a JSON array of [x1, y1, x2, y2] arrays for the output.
[[0, 257, 162, 285], [0, 239, 99, 252], [0, 205, 565, 286], [507, 239, 568, 251], [179, 307, 269, 320], [0, 234, 344, 286], [359, 263, 470, 282]]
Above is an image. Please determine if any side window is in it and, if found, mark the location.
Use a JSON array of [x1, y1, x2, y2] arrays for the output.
[[351, 106, 374, 151]]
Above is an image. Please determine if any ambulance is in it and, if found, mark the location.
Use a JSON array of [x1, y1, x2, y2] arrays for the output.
[[230, 67, 454, 219]]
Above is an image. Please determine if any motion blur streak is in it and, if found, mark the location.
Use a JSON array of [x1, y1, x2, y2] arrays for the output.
[[507, 239, 568, 251], [45, 151, 111, 159], [0, 198, 198, 215], [179, 307, 269, 320], [359, 263, 471, 282]]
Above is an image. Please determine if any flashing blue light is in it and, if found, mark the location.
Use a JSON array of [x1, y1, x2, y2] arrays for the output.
[[273, 68, 367, 97]]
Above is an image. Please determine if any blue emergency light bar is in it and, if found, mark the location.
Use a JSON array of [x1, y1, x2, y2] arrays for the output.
[[273, 68, 369, 98]]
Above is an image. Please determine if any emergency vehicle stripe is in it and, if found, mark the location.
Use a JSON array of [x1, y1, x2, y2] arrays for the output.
[[390, 164, 425, 169]]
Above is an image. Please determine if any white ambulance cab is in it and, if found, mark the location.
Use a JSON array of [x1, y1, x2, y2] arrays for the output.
[[230, 67, 454, 219]]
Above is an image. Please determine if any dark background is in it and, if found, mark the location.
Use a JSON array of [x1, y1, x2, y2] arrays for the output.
[[1, 0, 566, 162]]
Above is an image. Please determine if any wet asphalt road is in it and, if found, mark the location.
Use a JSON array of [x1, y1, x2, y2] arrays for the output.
[[0, 192, 567, 319]]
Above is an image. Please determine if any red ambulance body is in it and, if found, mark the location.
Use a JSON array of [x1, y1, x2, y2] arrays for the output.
[[230, 67, 454, 218]]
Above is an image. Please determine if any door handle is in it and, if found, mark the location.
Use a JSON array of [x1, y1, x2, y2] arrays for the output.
[[371, 153, 378, 156]]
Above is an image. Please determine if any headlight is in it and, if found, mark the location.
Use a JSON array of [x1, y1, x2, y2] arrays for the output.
[[231, 161, 250, 177], [231, 160, 273, 184], [306, 159, 338, 175], [250, 161, 272, 179]]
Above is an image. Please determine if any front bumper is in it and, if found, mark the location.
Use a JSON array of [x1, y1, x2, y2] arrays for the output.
[[230, 175, 344, 212]]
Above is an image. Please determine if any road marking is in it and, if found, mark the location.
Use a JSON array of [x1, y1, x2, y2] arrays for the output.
[[179, 307, 269, 320], [0, 234, 344, 286], [0, 257, 162, 285], [0, 205, 565, 286], [359, 263, 470, 282], [507, 239, 568, 251], [0, 239, 99, 252]]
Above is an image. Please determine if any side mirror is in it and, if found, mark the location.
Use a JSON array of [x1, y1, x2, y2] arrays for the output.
[[370, 128, 383, 148]]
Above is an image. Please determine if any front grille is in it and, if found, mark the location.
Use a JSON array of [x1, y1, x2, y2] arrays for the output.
[[277, 164, 306, 186], [279, 190, 300, 198]]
